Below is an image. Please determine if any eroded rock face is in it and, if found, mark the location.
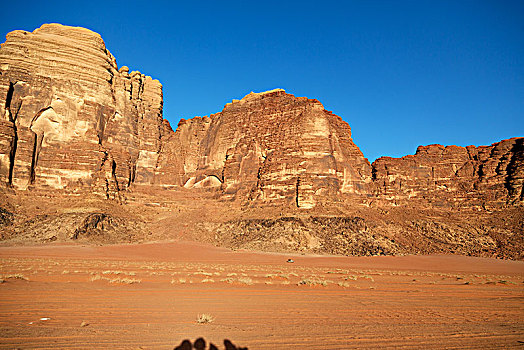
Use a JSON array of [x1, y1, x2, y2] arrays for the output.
[[158, 89, 372, 209], [371, 138, 524, 207], [2, 210, 148, 243], [205, 214, 520, 258], [0, 24, 164, 198], [1, 24, 522, 210], [0, 24, 522, 259]]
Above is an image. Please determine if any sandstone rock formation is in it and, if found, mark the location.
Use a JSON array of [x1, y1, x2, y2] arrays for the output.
[[0, 23, 164, 199], [157, 89, 372, 209], [0, 24, 522, 259], [1, 24, 522, 210], [372, 138, 524, 208]]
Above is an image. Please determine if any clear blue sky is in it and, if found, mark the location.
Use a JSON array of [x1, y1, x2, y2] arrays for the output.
[[1, 0, 523, 162]]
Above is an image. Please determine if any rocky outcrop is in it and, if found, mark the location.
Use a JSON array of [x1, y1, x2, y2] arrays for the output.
[[1, 210, 148, 243], [371, 138, 524, 207], [157, 89, 372, 209], [204, 213, 523, 259], [1, 24, 522, 210], [0, 24, 522, 259], [0, 24, 164, 199]]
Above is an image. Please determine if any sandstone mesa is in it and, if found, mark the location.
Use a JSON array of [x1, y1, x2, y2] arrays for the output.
[[0, 24, 522, 259]]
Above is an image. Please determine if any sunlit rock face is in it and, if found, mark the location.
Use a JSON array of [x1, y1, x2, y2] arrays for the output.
[[0, 24, 522, 210], [371, 138, 524, 207], [158, 89, 373, 208], [0, 24, 164, 198]]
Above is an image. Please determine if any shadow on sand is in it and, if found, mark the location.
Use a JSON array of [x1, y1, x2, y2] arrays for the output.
[[174, 337, 247, 350]]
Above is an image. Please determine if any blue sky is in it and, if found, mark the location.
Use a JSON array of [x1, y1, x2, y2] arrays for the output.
[[1, 0, 523, 161]]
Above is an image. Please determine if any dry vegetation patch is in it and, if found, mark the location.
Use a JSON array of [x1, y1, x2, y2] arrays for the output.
[[196, 314, 214, 324], [0, 273, 29, 282]]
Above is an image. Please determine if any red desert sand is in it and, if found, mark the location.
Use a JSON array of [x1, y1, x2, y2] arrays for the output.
[[0, 241, 523, 349]]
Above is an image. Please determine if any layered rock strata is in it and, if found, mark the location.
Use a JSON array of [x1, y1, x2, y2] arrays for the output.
[[0, 24, 164, 199], [0, 24, 522, 211], [157, 89, 372, 209], [372, 138, 524, 207], [0, 24, 522, 259]]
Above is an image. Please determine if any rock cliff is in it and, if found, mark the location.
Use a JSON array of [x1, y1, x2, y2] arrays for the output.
[[0, 24, 522, 259], [1, 24, 522, 209], [0, 24, 164, 199], [372, 138, 524, 208], [157, 89, 372, 209]]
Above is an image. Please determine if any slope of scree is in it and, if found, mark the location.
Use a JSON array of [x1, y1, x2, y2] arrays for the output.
[[0, 24, 522, 259]]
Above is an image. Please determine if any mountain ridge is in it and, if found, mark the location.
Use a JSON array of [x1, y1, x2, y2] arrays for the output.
[[0, 24, 521, 259]]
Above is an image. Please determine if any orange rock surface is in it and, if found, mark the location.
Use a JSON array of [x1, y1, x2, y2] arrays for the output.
[[0, 24, 522, 259]]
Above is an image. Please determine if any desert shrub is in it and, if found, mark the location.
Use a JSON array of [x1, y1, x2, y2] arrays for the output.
[[196, 314, 214, 324]]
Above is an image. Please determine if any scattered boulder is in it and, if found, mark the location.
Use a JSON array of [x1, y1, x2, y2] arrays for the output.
[[0, 207, 13, 226]]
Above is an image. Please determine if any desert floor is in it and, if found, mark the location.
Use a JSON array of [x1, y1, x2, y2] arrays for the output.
[[0, 241, 523, 349]]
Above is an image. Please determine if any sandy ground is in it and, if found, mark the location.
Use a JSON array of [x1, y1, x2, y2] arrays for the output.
[[0, 241, 523, 349]]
